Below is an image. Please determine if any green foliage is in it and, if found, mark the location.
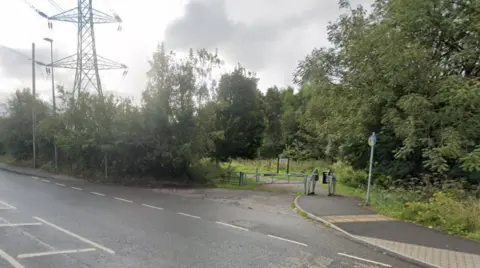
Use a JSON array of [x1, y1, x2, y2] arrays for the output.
[[402, 192, 480, 237], [2, 0, 480, 194], [292, 0, 480, 185], [212, 66, 265, 161]]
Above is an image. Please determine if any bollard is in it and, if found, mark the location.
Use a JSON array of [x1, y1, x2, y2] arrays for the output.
[[304, 175, 308, 195]]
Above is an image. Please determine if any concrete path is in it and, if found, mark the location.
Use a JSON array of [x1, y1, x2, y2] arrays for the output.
[[0, 164, 422, 267], [296, 190, 480, 268]]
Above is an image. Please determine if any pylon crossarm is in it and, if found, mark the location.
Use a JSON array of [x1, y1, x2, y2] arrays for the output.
[[92, 9, 120, 24], [49, 7, 79, 23], [50, 54, 78, 69], [96, 55, 128, 70]]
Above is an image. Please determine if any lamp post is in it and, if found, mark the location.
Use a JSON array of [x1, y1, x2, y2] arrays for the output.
[[44, 37, 58, 172]]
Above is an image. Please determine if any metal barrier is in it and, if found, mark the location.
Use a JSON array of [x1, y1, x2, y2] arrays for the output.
[[233, 170, 309, 186]]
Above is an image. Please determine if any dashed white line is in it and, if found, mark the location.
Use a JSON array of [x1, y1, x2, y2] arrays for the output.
[[71, 187, 83, 191], [56, 183, 66, 187], [337, 253, 392, 267], [0, 223, 42, 227], [215, 221, 249, 231], [142, 204, 164, 210], [32, 176, 39, 180], [267, 234, 308, 247], [114, 197, 133, 203], [0, 249, 25, 268], [17, 248, 96, 259], [33, 217, 115, 254], [177, 212, 201, 219], [0, 200, 16, 210], [91, 192, 105, 196], [41, 179, 50, 183]]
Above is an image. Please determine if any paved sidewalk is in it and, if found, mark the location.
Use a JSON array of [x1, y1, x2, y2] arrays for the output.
[[296, 190, 480, 268]]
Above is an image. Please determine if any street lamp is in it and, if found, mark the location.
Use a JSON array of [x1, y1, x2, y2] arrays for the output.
[[43, 37, 58, 172]]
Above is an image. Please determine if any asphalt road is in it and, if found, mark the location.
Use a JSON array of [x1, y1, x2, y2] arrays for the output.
[[0, 170, 421, 268]]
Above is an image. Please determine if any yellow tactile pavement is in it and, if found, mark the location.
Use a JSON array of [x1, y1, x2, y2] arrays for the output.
[[322, 214, 395, 223], [355, 235, 480, 268]]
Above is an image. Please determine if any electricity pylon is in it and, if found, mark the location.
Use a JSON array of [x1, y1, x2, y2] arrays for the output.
[[32, 0, 128, 98]]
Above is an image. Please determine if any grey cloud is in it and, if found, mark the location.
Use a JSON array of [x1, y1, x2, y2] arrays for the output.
[[0, 45, 63, 79], [165, 0, 373, 87], [0, 45, 74, 91]]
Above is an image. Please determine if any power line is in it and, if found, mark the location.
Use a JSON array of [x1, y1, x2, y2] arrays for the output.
[[46, 0, 63, 12], [0, 44, 31, 60]]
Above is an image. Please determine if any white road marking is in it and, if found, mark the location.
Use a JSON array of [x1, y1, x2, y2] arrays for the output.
[[114, 197, 133, 203], [142, 204, 164, 210], [41, 179, 50, 183], [177, 212, 201, 219], [33, 217, 115, 254], [71, 187, 83, 191], [0, 249, 25, 268], [17, 248, 96, 259], [0, 200, 16, 210], [0, 223, 42, 227], [56, 183, 66, 187], [337, 253, 392, 267], [0, 217, 54, 250], [215, 221, 249, 231], [267, 234, 308, 247], [91, 192, 105, 196], [32, 176, 39, 180]]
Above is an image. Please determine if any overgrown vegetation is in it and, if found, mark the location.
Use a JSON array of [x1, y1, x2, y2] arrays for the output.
[[0, 0, 479, 238]]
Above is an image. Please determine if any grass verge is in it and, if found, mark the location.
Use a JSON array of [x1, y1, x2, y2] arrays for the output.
[[324, 182, 480, 241]]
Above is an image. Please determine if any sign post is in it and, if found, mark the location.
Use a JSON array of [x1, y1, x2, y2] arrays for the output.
[[278, 157, 289, 173], [365, 132, 376, 205]]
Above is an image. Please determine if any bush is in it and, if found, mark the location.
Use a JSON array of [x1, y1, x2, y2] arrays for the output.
[[332, 161, 368, 188], [402, 192, 480, 238]]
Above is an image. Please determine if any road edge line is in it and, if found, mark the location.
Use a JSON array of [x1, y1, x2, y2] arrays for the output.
[[33, 217, 115, 254], [337, 252, 392, 267], [17, 248, 96, 259], [215, 221, 249, 231], [0, 200, 16, 210], [267, 234, 307, 247], [293, 196, 440, 268], [0, 249, 25, 268]]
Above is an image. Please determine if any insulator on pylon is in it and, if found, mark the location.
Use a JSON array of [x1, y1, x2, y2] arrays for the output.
[[48, 20, 53, 29], [117, 24, 122, 32], [122, 69, 128, 76]]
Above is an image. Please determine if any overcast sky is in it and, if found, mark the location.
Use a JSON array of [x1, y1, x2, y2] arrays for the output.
[[0, 0, 372, 104]]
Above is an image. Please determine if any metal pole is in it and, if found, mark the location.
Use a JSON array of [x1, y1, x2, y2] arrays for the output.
[[49, 40, 58, 172], [286, 158, 290, 174], [365, 134, 375, 205], [104, 152, 108, 180], [276, 157, 279, 173], [31, 43, 37, 169]]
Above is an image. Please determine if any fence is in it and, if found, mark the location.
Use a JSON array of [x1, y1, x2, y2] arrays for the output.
[[224, 168, 319, 187]]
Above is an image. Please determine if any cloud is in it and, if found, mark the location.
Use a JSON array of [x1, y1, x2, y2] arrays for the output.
[[165, 0, 372, 89], [0, 45, 71, 82]]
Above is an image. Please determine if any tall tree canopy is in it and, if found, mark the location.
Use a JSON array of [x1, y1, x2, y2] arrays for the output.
[[1, 1, 479, 187]]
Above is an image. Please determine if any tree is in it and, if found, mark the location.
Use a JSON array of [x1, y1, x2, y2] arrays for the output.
[[260, 86, 284, 158], [294, 0, 480, 184], [213, 66, 265, 161]]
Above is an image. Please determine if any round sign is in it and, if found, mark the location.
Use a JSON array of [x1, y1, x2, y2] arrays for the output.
[[368, 134, 376, 147]]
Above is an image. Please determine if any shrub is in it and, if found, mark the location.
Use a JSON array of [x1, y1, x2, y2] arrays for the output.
[[402, 191, 480, 237], [332, 161, 368, 188]]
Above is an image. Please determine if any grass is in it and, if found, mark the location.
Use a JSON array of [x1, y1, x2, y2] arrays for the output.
[[225, 158, 329, 174], [324, 175, 480, 241], [0, 154, 16, 164], [189, 159, 291, 192]]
